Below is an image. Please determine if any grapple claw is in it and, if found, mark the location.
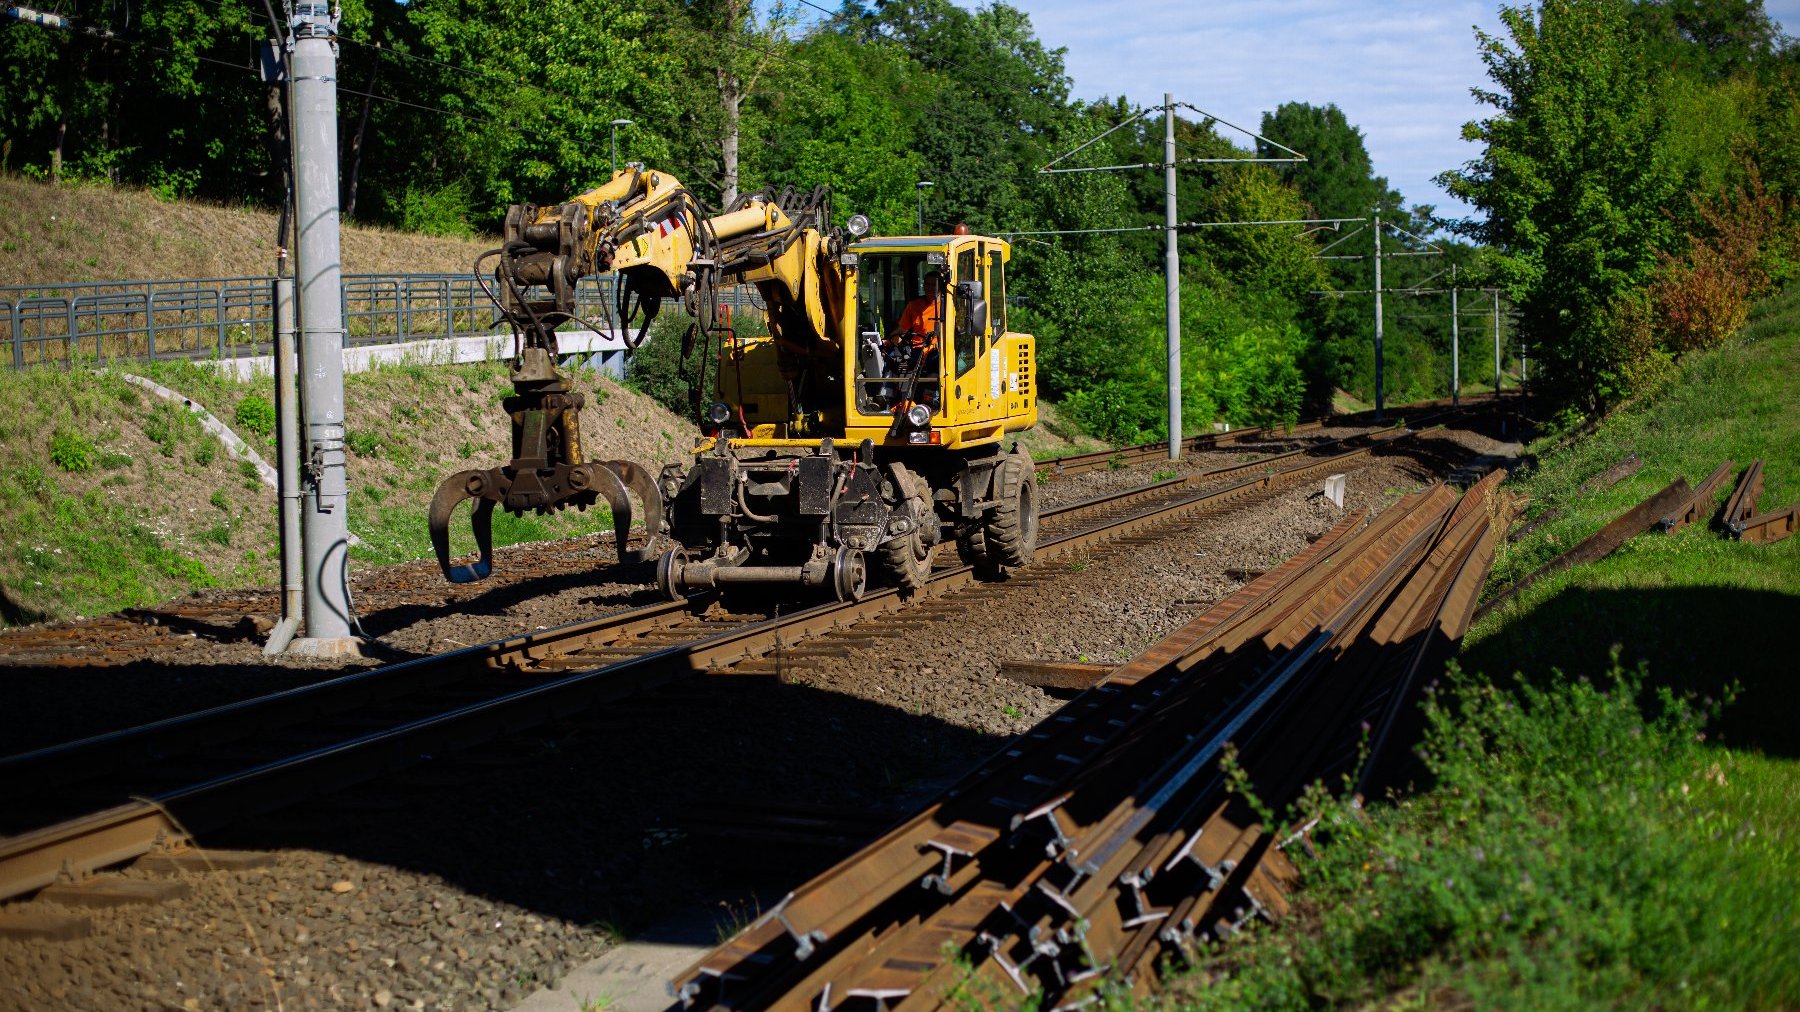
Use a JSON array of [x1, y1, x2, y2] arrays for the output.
[[599, 459, 665, 563], [430, 469, 497, 583]]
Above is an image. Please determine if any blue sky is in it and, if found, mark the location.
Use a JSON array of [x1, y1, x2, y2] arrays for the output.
[[1007, 1, 1800, 224]]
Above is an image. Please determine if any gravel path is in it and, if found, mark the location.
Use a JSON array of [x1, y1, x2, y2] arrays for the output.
[[0, 414, 1520, 1012]]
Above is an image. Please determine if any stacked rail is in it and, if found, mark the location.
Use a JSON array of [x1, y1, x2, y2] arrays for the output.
[[671, 469, 1511, 1009]]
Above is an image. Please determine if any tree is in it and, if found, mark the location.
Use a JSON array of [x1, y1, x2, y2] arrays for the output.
[[1630, 0, 1779, 81], [1438, 0, 1681, 411], [1259, 102, 1399, 221]]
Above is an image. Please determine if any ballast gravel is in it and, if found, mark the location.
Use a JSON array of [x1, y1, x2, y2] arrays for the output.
[[0, 417, 1517, 1011]]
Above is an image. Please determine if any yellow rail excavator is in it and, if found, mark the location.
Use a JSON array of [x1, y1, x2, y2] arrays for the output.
[[429, 164, 1040, 600]]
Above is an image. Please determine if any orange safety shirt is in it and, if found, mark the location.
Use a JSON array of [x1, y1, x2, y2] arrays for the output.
[[893, 295, 941, 352]]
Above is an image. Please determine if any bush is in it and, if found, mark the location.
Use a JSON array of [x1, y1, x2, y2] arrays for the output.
[[624, 310, 731, 420], [234, 393, 275, 438], [49, 430, 96, 473], [386, 181, 477, 238]]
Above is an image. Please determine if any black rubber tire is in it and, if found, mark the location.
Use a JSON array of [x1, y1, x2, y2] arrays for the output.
[[878, 516, 933, 591], [956, 520, 997, 578], [984, 462, 1037, 569]]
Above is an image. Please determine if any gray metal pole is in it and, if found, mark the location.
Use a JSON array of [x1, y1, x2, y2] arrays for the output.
[[1493, 289, 1501, 397], [1165, 93, 1181, 459], [264, 276, 304, 655], [287, 0, 358, 657], [1450, 263, 1459, 405], [1371, 212, 1384, 422]]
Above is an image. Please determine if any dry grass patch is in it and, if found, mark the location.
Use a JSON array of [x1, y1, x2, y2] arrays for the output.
[[0, 174, 493, 284]]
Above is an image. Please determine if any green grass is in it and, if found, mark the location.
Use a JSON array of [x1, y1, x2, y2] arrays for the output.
[[348, 496, 617, 567], [1160, 664, 1800, 1010], [1153, 289, 1800, 1008], [0, 464, 215, 620], [1467, 287, 1800, 754]]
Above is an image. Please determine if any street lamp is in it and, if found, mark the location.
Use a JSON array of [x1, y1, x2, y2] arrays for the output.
[[916, 180, 934, 234], [610, 118, 633, 175]]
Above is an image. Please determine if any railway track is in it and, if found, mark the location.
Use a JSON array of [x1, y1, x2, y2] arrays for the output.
[[670, 467, 1513, 1009], [0, 412, 1480, 905]]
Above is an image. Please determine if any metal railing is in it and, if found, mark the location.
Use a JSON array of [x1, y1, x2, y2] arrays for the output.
[[1, 273, 768, 369]]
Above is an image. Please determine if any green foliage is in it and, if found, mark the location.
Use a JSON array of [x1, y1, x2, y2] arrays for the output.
[[1440, 0, 1683, 411], [48, 430, 95, 473], [233, 393, 275, 438], [1260, 102, 1400, 221], [1056, 277, 1309, 443], [1167, 662, 1800, 1008], [386, 181, 477, 239], [623, 310, 739, 421]]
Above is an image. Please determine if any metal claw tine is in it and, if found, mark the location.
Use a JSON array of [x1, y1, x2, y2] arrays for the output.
[[429, 470, 495, 583], [601, 459, 666, 563]]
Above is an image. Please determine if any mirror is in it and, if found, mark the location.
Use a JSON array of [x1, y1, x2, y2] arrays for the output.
[[957, 299, 990, 338], [953, 281, 987, 338]]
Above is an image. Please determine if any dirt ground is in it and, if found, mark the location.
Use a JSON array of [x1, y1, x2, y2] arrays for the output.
[[0, 413, 1520, 1012]]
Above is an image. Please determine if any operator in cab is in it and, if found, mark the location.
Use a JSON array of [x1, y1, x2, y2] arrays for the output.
[[884, 268, 944, 405]]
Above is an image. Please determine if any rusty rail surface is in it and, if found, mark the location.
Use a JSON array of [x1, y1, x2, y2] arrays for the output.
[[1658, 459, 1734, 533], [669, 470, 1511, 1009], [1723, 460, 1765, 531], [1737, 503, 1798, 544], [0, 415, 1477, 905], [1718, 459, 1797, 545]]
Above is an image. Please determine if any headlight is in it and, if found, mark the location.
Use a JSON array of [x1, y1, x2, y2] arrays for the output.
[[846, 213, 870, 237], [707, 401, 732, 426], [905, 403, 932, 428]]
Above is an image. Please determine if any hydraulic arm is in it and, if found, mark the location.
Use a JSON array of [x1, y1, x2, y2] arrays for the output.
[[428, 166, 848, 583]]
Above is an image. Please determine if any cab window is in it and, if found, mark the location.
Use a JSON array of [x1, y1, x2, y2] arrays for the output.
[[987, 250, 1007, 338], [852, 253, 941, 417], [954, 247, 980, 377]]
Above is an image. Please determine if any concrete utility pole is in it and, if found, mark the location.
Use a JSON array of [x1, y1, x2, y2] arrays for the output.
[[1164, 94, 1181, 459], [1492, 289, 1502, 398], [1371, 211, 1384, 422], [1450, 263, 1459, 405], [287, 0, 358, 657]]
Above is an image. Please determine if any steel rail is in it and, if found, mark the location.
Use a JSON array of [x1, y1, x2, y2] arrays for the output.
[[0, 415, 1468, 904], [670, 470, 1512, 1008]]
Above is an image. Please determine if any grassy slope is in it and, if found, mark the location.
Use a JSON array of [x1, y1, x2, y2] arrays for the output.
[[1155, 290, 1800, 1009], [1465, 286, 1800, 753], [0, 359, 695, 624], [0, 174, 493, 283]]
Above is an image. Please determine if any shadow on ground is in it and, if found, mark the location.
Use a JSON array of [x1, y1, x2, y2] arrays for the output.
[[1461, 585, 1800, 757], [200, 675, 994, 934]]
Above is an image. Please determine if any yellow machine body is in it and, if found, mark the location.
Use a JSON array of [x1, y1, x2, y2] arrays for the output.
[[439, 162, 1042, 600]]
